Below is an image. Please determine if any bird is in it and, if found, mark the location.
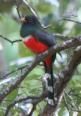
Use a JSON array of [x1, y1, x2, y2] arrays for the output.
[[20, 15, 56, 105]]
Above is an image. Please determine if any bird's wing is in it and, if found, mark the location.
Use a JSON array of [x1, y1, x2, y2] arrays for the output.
[[33, 30, 56, 47]]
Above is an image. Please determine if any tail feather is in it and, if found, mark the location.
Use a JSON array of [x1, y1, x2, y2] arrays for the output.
[[42, 73, 54, 106]]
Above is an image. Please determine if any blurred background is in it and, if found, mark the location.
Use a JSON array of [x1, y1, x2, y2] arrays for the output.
[[0, 0, 81, 116]]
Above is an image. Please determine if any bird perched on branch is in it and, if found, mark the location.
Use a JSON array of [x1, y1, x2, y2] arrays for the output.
[[20, 15, 56, 106]]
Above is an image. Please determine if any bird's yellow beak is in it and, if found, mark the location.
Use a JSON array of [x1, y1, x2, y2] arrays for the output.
[[20, 17, 27, 23]]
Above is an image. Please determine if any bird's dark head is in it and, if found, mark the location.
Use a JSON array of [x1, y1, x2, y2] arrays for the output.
[[20, 15, 41, 37], [20, 15, 40, 26]]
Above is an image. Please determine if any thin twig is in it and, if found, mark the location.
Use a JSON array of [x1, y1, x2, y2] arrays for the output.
[[22, 0, 38, 18], [53, 33, 71, 40], [42, 24, 52, 29], [16, 0, 22, 19], [0, 35, 22, 44], [63, 91, 70, 112], [63, 18, 81, 24], [3, 64, 29, 78], [64, 90, 81, 113], [16, 5, 21, 19], [5, 92, 48, 116]]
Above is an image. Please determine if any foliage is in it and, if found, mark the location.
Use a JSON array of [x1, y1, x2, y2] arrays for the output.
[[0, 0, 81, 115]]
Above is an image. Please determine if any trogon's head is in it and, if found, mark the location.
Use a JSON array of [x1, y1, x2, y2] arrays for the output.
[[21, 15, 41, 26], [20, 15, 41, 37]]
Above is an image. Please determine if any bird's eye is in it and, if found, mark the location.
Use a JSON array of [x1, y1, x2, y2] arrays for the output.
[[30, 19, 32, 22]]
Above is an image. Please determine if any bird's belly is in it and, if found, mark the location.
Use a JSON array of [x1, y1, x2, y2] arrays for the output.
[[22, 36, 52, 67], [23, 36, 48, 53]]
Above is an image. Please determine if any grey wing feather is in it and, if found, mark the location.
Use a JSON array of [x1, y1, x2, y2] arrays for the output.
[[33, 30, 56, 47]]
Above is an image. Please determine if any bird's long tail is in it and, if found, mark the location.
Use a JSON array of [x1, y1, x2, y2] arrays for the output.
[[42, 73, 54, 105], [42, 55, 56, 105]]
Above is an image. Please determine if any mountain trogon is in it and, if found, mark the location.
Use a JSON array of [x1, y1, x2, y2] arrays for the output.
[[20, 15, 56, 105]]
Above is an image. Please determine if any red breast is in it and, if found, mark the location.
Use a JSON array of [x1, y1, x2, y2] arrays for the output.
[[21, 35, 48, 53], [21, 35, 52, 67]]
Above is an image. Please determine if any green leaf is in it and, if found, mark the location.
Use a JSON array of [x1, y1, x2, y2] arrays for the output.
[[6, 89, 18, 104], [36, 2, 53, 13]]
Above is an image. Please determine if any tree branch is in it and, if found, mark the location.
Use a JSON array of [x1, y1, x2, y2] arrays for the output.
[[0, 35, 81, 102], [64, 90, 81, 113], [63, 18, 81, 25], [5, 91, 48, 116], [40, 46, 81, 116], [53, 33, 72, 40], [0, 35, 22, 44]]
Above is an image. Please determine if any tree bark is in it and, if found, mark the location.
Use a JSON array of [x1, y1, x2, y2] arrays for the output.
[[40, 46, 81, 116]]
